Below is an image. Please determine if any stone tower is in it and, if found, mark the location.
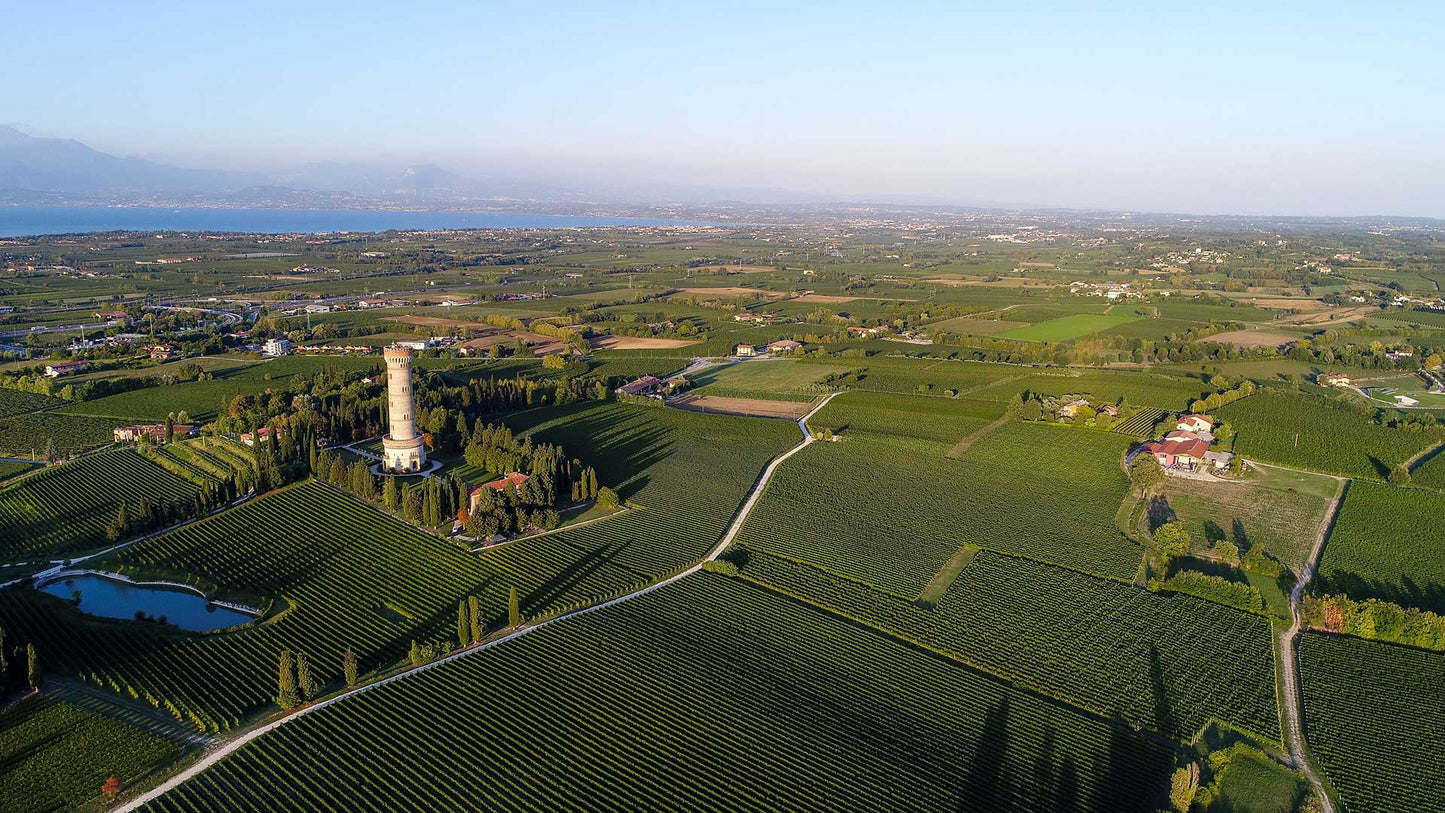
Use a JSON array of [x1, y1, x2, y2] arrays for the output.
[[381, 345, 426, 473]]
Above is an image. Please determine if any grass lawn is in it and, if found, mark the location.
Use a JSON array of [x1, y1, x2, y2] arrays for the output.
[[926, 315, 1030, 335], [1208, 748, 1308, 813], [688, 358, 847, 401], [1158, 464, 1339, 571], [997, 313, 1142, 342]]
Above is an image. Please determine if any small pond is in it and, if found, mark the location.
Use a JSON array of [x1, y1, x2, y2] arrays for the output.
[[39, 573, 255, 632]]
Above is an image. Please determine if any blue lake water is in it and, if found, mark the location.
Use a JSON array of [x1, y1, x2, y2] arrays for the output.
[[0, 205, 720, 237], [39, 573, 255, 632]]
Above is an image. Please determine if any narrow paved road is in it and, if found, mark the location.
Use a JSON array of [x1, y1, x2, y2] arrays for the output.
[[113, 392, 837, 812], [1277, 475, 1343, 813]]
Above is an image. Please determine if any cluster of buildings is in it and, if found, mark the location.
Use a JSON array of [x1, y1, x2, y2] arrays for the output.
[[1135, 414, 1233, 474], [614, 375, 689, 399], [733, 312, 786, 325], [734, 339, 802, 357], [1068, 281, 1144, 300], [1059, 398, 1119, 420], [114, 423, 198, 443]]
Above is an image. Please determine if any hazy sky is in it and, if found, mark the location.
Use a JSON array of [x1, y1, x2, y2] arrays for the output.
[[7, 1, 1443, 216]]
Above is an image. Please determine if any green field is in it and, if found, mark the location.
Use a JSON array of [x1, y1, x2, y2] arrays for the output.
[[501, 401, 799, 574], [0, 449, 200, 562], [1301, 633, 1445, 813], [136, 574, 1177, 812], [998, 313, 1143, 342], [0, 388, 66, 418], [739, 420, 1142, 595], [0, 694, 183, 813], [810, 390, 1006, 445], [1215, 390, 1436, 479], [0, 411, 121, 457], [686, 358, 846, 401], [1159, 463, 1339, 570], [1317, 481, 1445, 612], [739, 550, 1279, 740], [0, 480, 646, 732]]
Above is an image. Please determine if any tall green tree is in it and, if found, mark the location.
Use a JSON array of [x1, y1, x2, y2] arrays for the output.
[[296, 652, 318, 700], [342, 648, 359, 689], [26, 644, 40, 691], [457, 600, 470, 648], [409, 639, 424, 667], [508, 586, 521, 628], [43, 436, 57, 463], [383, 476, 400, 511], [468, 596, 483, 643], [277, 650, 299, 709]]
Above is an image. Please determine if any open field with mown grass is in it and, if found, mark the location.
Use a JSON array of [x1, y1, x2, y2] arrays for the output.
[[135, 574, 1178, 813], [998, 313, 1143, 342], [1158, 463, 1338, 570]]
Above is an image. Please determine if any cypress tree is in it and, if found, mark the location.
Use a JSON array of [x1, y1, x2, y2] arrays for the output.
[[0, 626, 8, 691], [508, 586, 521, 628], [343, 648, 359, 689], [383, 476, 399, 511], [277, 650, 299, 709], [587, 468, 598, 500], [468, 596, 482, 643], [409, 639, 423, 666], [26, 644, 39, 690], [296, 652, 318, 701], [457, 600, 469, 647]]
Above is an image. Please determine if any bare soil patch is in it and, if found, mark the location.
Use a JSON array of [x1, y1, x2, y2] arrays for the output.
[[1198, 330, 1299, 349], [1017, 261, 1057, 268], [793, 293, 916, 304], [668, 393, 813, 419], [590, 335, 700, 350]]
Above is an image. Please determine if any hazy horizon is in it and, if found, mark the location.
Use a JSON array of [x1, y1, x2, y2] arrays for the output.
[[7, 1, 1444, 218]]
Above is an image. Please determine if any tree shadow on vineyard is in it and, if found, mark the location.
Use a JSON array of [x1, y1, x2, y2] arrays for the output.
[[1147, 644, 1179, 739], [1146, 495, 1176, 531], [959, 694, 1011, 810], [1314, 569, 1445, 615], [1021, 727, 1083, 813], [523, 539, 636, 614]]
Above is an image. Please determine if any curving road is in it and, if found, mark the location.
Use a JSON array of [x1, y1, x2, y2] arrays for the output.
[[113, 392, 837, 812]]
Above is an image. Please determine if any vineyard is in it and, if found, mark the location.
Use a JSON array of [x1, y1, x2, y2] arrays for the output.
[[1215, 389, 1435, 478], [738, 421, 1142, 595], [738, 550, 1279, 740], [0, 387, 66, 418], [0, 459, 35, 483], [1317, 481, 1445, 612], [0, 449, 200, 561], [1300, 633, 1445, 813], [970, 368, 1206, 409], [501, 401, 798, 574], [0, 481, 649, 732], [0, 411, 120, 457], [1111, 407, 1166, 437], [808, 390, 1006, 444], [0, 694, 181, 813], [137, 574, 1177, 812]]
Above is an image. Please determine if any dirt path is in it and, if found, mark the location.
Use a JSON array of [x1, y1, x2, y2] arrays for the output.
[[945, 414, 1009, 458], [1277, 476, 1344, 813], [113, 393, 836, 813]]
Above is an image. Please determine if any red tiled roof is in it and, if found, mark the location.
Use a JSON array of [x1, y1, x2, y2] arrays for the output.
[[472, 472, 529, 494], [1179, 413, 1214, 426]]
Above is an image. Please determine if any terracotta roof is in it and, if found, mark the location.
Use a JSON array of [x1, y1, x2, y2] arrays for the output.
[[1180, 413, 1214, 426], [472, 472, 530, 494]]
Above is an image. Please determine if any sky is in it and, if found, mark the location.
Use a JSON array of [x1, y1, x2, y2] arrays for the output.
[[6, 1, 1444, 216]]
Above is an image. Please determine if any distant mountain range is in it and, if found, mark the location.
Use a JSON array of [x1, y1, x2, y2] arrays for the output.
[[0, 126, 589, 207]]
